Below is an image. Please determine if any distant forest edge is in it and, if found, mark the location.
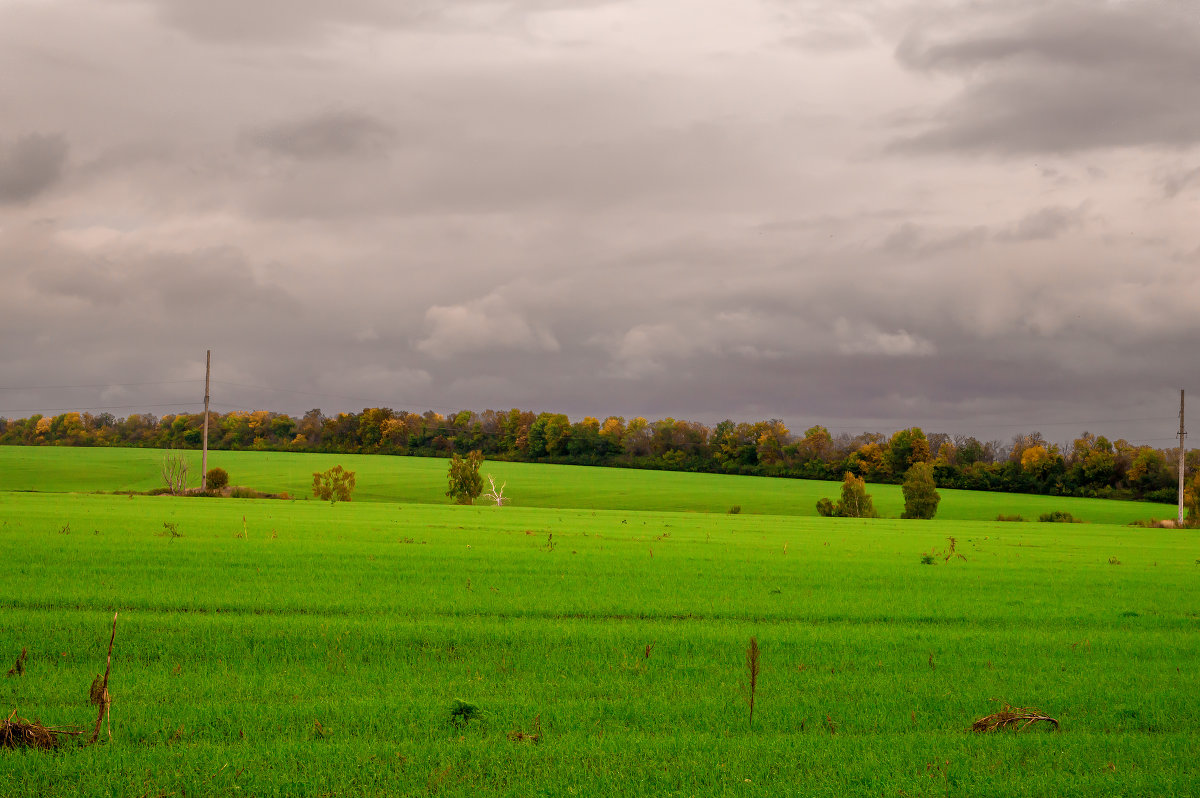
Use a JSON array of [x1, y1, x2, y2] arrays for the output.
[[1, 408, 1193, 503]]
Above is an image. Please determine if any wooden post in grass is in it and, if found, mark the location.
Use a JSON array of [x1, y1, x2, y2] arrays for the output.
[[201, 350, 211, 491], [88, 612, 117, 744], [1179, 390, 1187, 526]]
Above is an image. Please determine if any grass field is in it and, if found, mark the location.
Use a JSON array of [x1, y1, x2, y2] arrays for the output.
[[1, 447, 1198, 796], [0, 445, 1175, 524]]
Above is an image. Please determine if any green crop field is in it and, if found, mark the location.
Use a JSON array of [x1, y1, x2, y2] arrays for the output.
[[1, 447, 1198, 796], [0, 445, 1176, 524]]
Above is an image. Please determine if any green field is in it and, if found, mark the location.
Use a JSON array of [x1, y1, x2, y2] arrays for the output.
[[0, 445, 1175, 524], [1, 447, 1198, 796]]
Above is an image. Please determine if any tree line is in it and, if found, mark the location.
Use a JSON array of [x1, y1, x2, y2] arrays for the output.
[[1, 407, 1194, 503]]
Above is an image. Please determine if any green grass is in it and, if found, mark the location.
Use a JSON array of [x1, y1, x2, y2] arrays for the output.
[[2, 487, 1198, 797], [0, 445, 1175, 524]]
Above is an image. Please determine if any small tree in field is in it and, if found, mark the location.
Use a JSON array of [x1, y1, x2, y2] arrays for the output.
[[483, 474, 508, 506], [817, 472, 878, 518], [312, 465, 356, 504], [162, 452, 190, 495], [901, 462, 941, 519], [446, 450, 484, 505], [836, 471, 878, 518]]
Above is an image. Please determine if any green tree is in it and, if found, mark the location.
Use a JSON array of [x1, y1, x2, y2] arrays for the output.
[[900, 462, 940, 519], [312, 465, 356, 504], [446, 450, 484, 505], [885, 427, 930, 476], [528, 413, 571, 458]]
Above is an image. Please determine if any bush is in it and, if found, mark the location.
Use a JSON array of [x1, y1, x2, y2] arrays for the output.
[[1144, 488, 1179, 504], [205, 467, 229, 491], [1038, 511, 1079, 523], [727, 505, 741, 515], [995, 514, 1024, 522], [815, 497, 835, 517]]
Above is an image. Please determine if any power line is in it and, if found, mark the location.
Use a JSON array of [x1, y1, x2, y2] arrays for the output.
[[0, 402, 205, 415], [211, 379, 426, 408], [820, 417, 1176, 433], [210, 381, 469, 416], [0, 380, 201, 391]]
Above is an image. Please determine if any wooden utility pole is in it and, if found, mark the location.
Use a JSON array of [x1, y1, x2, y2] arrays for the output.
[[201, 350, 211, 491], [1179, 389, 1187, 526]]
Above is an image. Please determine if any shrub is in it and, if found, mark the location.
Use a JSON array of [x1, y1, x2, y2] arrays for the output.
[[205, 467, 229, 491], [231, 487, 264, 499], [815, 497, 835, 517], [312, 465, 356, 504], [727, 505, 742, 515], [900, 462, 940, 519], [1038, 511, 1079, 523], [995, 514, 1025, 522]]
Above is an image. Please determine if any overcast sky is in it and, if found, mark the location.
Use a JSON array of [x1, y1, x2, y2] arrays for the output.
[[2, 0, 1197, 446]]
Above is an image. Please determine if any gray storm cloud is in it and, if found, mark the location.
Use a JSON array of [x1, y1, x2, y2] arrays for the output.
[[0, 134, 68, 204], [893, 0, 1200, 153], [0, 0, 1197, 443]]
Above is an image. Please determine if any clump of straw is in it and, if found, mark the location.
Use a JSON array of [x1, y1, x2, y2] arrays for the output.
[[0, 709, 81, 750], [971, 702, 1059, 732]]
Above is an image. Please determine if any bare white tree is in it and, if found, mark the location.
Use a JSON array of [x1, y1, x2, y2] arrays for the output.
[[161, 452, 190, 495], [483, 474, 507, 506]]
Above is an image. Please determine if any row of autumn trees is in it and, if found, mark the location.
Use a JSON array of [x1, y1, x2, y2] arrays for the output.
[[1, 407, 1194, 502]]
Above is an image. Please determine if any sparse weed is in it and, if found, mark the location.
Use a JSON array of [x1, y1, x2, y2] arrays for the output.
[[1039, 511, 1081, 523]]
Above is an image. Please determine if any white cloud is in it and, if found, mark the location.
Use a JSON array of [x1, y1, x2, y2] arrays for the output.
[[835, 319, 935, 357], [416, 293, 559, 359]]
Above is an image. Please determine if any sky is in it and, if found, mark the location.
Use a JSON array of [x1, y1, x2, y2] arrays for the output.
[[1, 0, 1197, 447]]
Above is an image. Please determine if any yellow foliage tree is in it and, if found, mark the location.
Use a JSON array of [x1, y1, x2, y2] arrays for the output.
[[1020, 445, 1051, 470]]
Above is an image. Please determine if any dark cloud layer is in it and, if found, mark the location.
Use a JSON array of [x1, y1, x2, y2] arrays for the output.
[[1, 0, 1197, 444], [246, 111, 398, 161], [135, 0, 621, 43], [894, 1, 1200, 154], [0, 133, 68, 204]]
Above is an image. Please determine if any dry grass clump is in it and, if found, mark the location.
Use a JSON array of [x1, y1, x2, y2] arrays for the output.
[[971, 702, 1059, 732], [507, 714, 542, 744], [6, 648, 26, 677], [1, 709, 82, 750]]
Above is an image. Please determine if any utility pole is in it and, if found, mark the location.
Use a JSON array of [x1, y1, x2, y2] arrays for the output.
[[202, 350, 211, 491], [1179, 389, 1187, 526]]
